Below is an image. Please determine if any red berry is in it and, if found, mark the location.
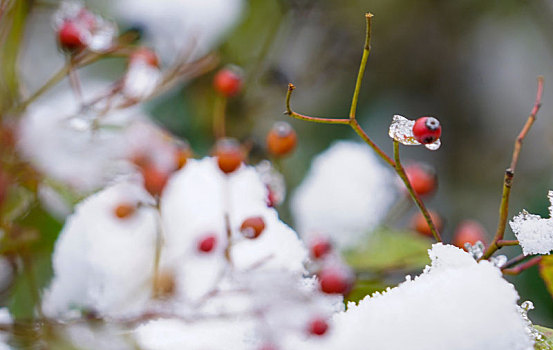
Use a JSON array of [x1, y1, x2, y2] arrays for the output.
[[410, 210, 443, 237], [308, 317, 329, 336], [0, 171, 9, 208], [412, 116, 441, 144], [141, 166, 170, 197], [266, 185, 277, 207], [240, 216, 266, 239], [213, 68, 242, 97], [198, 235, 217, 253], [174, 145, 192, 170], [58, 21, 87, 51], [114, 202, 136, 219], [266, 122, 297, 157], [310, 236, 332, 259], [405, 163, 437, 196], [318, 267, 353, 295], [453, 220, 487, 250], [214, 138, 244, 174], [129, 47, 159, 67]]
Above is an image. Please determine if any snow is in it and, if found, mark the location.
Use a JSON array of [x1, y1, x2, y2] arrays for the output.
[[291, 141, 397, 250], [510, 190, 553, 255]]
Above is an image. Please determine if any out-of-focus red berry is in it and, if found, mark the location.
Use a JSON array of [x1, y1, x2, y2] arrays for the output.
[[114, 202, 136, 219], [213, 68, 242, 97], [240, 216, 266, 239], [214, 138, 244, 174], [453, 220, 487, 250], [266, 122, 297, 157], [308, 317, 329, 336], [310, 236, 332, 260], [141, 166, 170, 197], [318, 267, 353, 295], [410, 210, 443, 237], [0, 171, 9, 207], [174, 146, 192, 170], [412, 116, 441, 144], [58, 21, 87, 51], [405, 163, 437, 196], [198, 235, 217, 253], [129, 47, 159, 67]]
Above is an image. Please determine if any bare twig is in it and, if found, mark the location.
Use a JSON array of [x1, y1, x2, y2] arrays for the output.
[[482, 77, 544, 260], [502, 256, 542, 275]]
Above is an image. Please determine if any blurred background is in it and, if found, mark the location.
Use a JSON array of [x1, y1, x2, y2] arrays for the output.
[[2, 0, 553, 328]]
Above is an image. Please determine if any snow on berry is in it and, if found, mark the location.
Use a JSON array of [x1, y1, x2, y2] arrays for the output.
[[509, 190, 553, 255], [122, 48, 162, 101], [291, 141, 397, 250], [388, 115, 441, 150], [53, 1, 117, 53]]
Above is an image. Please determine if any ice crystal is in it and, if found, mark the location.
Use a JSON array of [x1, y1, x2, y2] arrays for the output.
[[388, 115, 441, 150], [464, 240, 485, 260], [509, 190, 553, 255], [490, 255, 508, 268]]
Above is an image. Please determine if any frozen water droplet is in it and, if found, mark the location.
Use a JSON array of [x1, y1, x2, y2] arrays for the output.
[[521, 300, 534, 312], [424, 138, 441, 151], [490, 255, 507, 268], [388, 115, 441, 150], [465, 240, 485, 260], [388, 115, 417, 145]]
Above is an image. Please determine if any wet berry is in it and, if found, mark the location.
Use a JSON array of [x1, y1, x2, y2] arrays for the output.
[[412, 116, 441, 144], [453, 220, 487, 250], [240, 216, 266, 239], [198, 235, 217, 253], [410, 210, 443, 237], [114, 202, 136, 219], [318, 267, 353, 295], [405, 163, 437, 196], [213, 68, 242, 97], [266, 122, 297, 157], [214, 138, 244, 174], [308, 317, 329, 336], [310, 236, 332, 260]]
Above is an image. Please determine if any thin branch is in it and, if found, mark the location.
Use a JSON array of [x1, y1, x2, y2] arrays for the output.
[[393, 140, 442, 242], [285, 84, 350, 125], [501, 253, 531, 270], [213, 94, 228, 139], [496, 239, 519, 248], [502, 256, 542, 275], [482, 77, 544, 260], [349, 13, 373, 120]]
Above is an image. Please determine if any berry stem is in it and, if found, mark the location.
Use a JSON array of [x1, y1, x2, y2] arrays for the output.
[[285, 84, 350, 125], [349, 13, 373, 121], [481, 77, 544, 260], [68, 57, 83, 102], [393, 140, 442, 242], [213, 94, 228, 139], [502, 256, 542, 276]]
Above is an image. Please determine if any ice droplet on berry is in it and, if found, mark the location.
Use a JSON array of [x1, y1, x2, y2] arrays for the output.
[[388, 115, 441, 150]]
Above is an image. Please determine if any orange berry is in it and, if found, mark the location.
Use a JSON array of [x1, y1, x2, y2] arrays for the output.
[[213, 67, 242, 97], [174, 145, 192, 170], [453, 220, 487, 250], [214, 138, 244, 174], [410, 210, 443, 237], [240, 216, 266, 239], [114, 202, 136, 219], [141, 166, 170, 197], [266, 122, 297, 157], [405, 163, 436, 196]]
